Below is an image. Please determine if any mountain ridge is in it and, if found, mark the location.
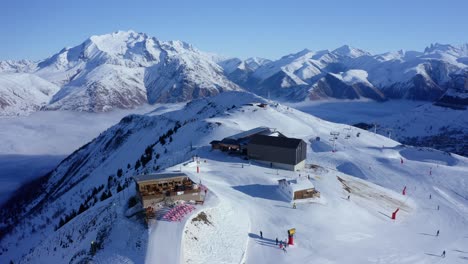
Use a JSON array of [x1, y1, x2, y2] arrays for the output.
[[0, 31, 467, 115]]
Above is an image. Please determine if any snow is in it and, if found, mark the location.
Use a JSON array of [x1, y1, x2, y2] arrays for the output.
[[0, 73, 59, 116], [280, 177, 315, 193], [332, 45, 371, 58], [329, 69, 373, 87], [0, 30, 242, 114], [1, 34, 467, 115], [1, 92, 467, 264]]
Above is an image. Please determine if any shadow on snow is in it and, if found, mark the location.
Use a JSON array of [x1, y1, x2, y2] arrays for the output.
[[232, 184, 288, 202]]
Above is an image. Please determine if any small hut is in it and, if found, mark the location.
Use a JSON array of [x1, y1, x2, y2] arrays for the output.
[[278, 178, 320, 201]]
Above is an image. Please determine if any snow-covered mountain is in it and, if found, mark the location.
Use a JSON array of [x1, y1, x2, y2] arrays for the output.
[[0, 31, 241, 113], [308, 70, 386, 101], [433, 70, 468, 109], [1, 91, 467, 263], [223, 44, 468, 102], [0, 73, 60, 116], [0, 32, 467, 115]]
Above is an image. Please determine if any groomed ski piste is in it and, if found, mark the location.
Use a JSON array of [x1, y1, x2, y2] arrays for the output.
[[1, 92, 467, 264], [142, 97, 468, 264]]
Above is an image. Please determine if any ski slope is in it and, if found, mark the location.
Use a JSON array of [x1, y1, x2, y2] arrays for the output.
[[141, 99, 468, 263]]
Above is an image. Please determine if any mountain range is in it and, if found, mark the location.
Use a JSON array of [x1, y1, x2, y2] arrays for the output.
[[0, 30, 467, 115]]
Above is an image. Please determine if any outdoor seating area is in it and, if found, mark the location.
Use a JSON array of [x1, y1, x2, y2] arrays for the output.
[[162, 204, 196, 222]]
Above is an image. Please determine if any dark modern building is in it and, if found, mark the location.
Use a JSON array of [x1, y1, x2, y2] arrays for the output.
[[247, 135, 307, 171], [210, 127, 278, 154]]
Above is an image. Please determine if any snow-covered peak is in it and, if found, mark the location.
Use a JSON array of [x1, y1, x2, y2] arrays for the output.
[[424, 43, 468, 58], [87, 30, 149, 56], [245, 57, 271, 70], [280, 48, 314, 60], [0, 60, 37, 73], [332, 45, 371, 58]]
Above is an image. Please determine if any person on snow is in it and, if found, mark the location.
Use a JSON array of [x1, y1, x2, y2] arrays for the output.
[[282, 247, 287, 253], [260, 231, 263, 239], [441, 250, 446, 257], [276, 237, 278, 245], [429, 194, 432, 199], [347, 195, 350, 200], [293, 202, 296, 209], [436, 230, 439, 236], [437, 205, 440, 210]]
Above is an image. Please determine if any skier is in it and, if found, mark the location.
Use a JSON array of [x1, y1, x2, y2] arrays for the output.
[[260, 231, 263, 239], [436, 230, 439, 236], [275, 237, 278, 245], [429, 194, 432, 199], [307, 175, 310, 180], [282, 247, 287, 253], [441, 250, 445, 257], [400, 158, 404, 164], [293, 202, 296, 209], [437, 205, 440, 210]]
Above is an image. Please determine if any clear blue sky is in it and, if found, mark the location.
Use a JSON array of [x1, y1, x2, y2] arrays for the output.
[[2, 0, 467, 61]]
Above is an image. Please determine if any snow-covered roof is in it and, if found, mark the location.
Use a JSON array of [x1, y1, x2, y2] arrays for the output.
[[225, 126, 271, 141], [279, 177, 315, 192], [134, 172, 188, 183]]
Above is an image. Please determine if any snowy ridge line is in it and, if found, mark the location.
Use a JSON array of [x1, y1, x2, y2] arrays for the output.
[[2, 32, 468, 116]]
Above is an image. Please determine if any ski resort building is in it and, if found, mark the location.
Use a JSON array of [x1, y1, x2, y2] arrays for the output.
[[278, 178, 320, 201], [134, 172, 203, 209], [247, 135, 307, 171], [210, 126, 280, 154]]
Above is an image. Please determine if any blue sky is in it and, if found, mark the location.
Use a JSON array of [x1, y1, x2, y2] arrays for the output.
[[1, 0, 467, 61]]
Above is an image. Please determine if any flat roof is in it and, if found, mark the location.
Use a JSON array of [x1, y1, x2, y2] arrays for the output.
[[279, 178, 315, 192], [249, 135, 304, 149], [225, 127, 271, 141], [134, 172, 188, 183]]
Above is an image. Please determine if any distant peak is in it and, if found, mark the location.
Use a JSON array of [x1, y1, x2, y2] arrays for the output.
[[332, 45, 370, 58], [424, 43, 454, 52], [424, 43, 468, 57]]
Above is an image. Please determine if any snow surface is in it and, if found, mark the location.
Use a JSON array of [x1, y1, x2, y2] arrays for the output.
[[0, 73, 59, 116], [1, 92, 467, 264]]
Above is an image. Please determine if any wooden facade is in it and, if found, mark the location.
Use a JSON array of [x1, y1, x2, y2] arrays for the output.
[[134, 173, 203, 209], [293, 188, 320, 200]]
